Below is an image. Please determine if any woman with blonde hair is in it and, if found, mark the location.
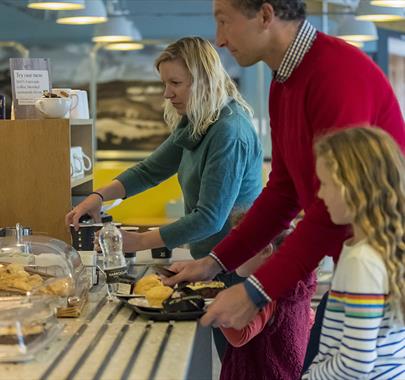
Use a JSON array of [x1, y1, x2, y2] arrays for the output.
[[304, 126, 405, 378], [66, 36, 263, 357]]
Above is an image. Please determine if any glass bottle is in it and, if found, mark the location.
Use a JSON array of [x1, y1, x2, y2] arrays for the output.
[[98, 222, 127, 295]]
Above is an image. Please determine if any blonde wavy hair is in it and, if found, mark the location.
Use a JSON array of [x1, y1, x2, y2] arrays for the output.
[[155, 36, 253, 139], [315, 126, 405, 323]]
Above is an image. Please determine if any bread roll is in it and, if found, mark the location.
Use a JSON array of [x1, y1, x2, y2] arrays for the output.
[[134, 274, 162, 296], [145, 286, 173, 307]]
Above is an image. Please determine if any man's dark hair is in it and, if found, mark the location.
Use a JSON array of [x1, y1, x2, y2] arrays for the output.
[[231, 0, 306, 21]]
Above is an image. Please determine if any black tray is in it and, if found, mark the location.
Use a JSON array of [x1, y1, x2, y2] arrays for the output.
[[120, 298, 205, 321]]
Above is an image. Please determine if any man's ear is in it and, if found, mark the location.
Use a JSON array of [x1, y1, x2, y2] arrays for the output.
[[260, 3, 275, 28]]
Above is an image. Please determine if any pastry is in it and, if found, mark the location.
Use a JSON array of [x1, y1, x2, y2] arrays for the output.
[[0, 263, 43, 294], [0, 263, 72, 296], [134, 274, 162, 296], [39, 277, 73, 297], [0, 324, 45, 345], [145, 286, 173, 307], [185, 281, 225, 298]]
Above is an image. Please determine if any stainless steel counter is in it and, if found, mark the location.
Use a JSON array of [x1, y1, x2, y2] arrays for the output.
[[0, 249, 212, 380]]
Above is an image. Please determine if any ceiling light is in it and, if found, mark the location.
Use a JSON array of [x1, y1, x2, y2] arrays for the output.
[[93, 16, 133, 43], [104, 42, 144, 51], [371, 0, 405, 7], [131, 25, 142, 42], [57, 0, 107, 25], [27, 0, 84, 10], [337, 16, 378, 42], [356, 2, 404, 22], [345, 40, 365, 48]]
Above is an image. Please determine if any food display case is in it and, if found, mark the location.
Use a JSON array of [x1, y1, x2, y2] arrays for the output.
[[0, 295, 62, 362], [0, 248, 212, 378], [0, 225, 89, 317]]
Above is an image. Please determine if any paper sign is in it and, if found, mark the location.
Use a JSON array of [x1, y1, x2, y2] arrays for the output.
[[9, 58, 52, 119], [14, 70, 50, 105]]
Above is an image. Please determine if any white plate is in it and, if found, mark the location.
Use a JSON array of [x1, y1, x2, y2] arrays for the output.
[[204, 298, 214, 306], [128, 297, 162, 310]]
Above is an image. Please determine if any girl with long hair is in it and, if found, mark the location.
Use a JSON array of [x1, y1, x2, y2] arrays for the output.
[[304, 126, 405, 378]]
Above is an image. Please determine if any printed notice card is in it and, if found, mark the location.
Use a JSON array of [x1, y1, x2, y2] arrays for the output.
[[10, 58, 52, 119]]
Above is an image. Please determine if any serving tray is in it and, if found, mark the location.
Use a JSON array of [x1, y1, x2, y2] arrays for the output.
[[119, 298, 205, 321]]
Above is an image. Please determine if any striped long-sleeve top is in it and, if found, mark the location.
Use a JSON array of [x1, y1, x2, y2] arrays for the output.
[[304, 240, 405, 379]]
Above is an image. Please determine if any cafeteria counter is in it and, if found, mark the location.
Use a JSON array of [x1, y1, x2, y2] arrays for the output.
[[0, 248, 212, 380]]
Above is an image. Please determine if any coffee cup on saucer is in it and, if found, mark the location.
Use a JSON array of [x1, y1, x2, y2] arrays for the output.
[[35, 97, 72, 118]]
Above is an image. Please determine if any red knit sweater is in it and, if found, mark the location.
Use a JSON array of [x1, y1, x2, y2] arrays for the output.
[[213, 32, 405, 300]]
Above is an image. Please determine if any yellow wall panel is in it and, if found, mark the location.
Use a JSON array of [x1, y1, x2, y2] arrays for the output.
[[94, 161, 182, 225]]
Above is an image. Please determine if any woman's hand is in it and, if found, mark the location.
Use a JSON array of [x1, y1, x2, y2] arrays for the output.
[[162, 256, 222, 287], [65, 194, 103, 231]]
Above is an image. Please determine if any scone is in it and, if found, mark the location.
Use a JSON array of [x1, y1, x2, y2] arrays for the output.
[[134, 274, 162, 296], [0, 324, 45, 345], [145, 286, 173, 308], [40, 277, 73, 296]]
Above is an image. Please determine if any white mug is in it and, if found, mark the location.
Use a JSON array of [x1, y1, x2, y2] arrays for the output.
[[52, 88, 79, 118], [52, 88, 89, 119], [70, 90, 89, 119], [70, 146, 92, 178]]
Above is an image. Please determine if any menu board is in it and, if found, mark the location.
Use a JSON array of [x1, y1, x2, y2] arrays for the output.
[[9, 58, 52, 119]]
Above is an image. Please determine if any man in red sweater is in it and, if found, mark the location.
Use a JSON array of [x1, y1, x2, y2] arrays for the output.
[[166, 0, 405, 359]]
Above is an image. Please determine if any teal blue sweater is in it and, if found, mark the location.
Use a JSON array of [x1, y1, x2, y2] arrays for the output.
[[116, 100, 263, 259]]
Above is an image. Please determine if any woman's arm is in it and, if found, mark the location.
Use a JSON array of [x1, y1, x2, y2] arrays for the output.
[[116, 133, 183, 198], [66, 179, 126, 228], [67, 134, 182, 229], [94, 179, 126, 201], [121, 228, 165, 252]]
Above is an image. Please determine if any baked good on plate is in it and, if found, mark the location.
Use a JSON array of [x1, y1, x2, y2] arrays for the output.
[[163, 290, 205, 313], [134, 274, 162, 296], [145, 286, 173, 307], [185, 281, 225, 298]]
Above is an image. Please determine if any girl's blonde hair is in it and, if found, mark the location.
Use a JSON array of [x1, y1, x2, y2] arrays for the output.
[[315, 126, 405, 323], [155, 36, 253, 139]]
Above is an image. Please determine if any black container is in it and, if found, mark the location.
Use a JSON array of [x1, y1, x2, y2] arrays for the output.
[[70, 224, 103, 251], [69, 213, 116, 251], [151, 247, 172, 260]]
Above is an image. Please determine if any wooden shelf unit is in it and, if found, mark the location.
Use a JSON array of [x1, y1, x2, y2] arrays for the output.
[[0, 119, 94, 243]]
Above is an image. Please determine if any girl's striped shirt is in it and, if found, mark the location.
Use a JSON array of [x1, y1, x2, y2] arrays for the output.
[[304, 240, 405, 379]]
